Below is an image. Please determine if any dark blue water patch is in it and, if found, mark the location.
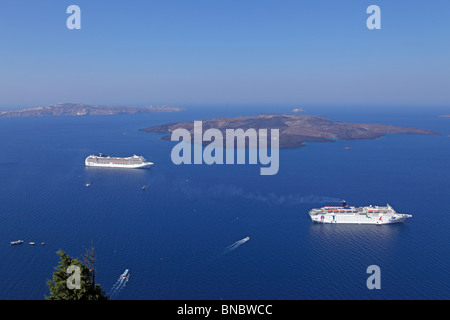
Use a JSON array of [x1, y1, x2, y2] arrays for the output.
[[0, 106, 449, 299]]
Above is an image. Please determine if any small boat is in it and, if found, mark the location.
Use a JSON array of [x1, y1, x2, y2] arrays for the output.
[[10, 240, 24, 245], [244, 237, 250, 241], [85, 183, 91, 187], [29, 242, 35, 245], [41, 242, 46, 245], [142, 185, 147, 190]]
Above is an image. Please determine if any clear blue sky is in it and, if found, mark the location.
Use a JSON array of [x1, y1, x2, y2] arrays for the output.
[[0, 0, 449, 108]]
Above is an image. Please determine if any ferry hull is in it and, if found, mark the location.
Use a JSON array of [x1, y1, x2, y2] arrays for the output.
[[309, 213, 412, 225]]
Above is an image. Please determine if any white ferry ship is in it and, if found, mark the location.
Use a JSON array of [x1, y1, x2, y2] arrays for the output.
[[85, 154, 153, 169], [309, 201, 412, 225]]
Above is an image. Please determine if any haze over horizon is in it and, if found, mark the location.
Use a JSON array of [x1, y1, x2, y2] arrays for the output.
[[1, 0, 449, 109]]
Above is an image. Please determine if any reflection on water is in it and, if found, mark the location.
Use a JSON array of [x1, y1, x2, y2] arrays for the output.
[[308, 222, 407, 255]]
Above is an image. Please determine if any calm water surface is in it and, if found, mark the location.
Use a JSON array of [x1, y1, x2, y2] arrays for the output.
[[0, 105, 449, 299]]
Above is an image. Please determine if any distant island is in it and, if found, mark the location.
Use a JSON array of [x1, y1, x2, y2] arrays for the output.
[[440, 115, 450, 118], [0, 103, 184, 118], [141, 113, 440, 148]]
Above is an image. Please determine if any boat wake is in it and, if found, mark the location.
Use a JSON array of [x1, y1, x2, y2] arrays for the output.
[[223, 237, 250, 255], [108, 270, 130, 298]]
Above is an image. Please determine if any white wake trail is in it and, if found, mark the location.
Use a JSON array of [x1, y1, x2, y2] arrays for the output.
[[111, 277, 129, 297], [108, 273, 130, 298], [223, 237, 250, 255], [108, 277, 122, 295]]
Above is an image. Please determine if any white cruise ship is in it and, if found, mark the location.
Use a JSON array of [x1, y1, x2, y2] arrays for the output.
[[309, 201, 412, 225], [85, 154, 153, 169]]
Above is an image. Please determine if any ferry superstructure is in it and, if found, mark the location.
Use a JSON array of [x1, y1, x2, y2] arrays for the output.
[[85, 154, 153, 169], [309, 201, 412, 225]]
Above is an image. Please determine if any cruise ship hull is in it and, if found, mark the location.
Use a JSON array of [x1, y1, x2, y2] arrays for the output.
[[85, 162, 153, 169]]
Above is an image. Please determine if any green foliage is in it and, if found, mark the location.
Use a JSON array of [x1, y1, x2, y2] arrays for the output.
[[46, 249, 108, 300]]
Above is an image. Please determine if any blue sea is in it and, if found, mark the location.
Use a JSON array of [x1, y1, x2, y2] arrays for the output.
[[0, 105, 449, 300]]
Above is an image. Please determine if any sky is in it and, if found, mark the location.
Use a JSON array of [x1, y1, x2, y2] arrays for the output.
[[0, 0, 449, 108]]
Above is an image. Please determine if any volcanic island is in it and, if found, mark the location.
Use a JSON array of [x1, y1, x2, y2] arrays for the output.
[[140, 113, 440, 148]]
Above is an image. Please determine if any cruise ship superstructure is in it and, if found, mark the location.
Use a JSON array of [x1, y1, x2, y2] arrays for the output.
[[309, 201, 412, 225], [85, 154, 153, 169]]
